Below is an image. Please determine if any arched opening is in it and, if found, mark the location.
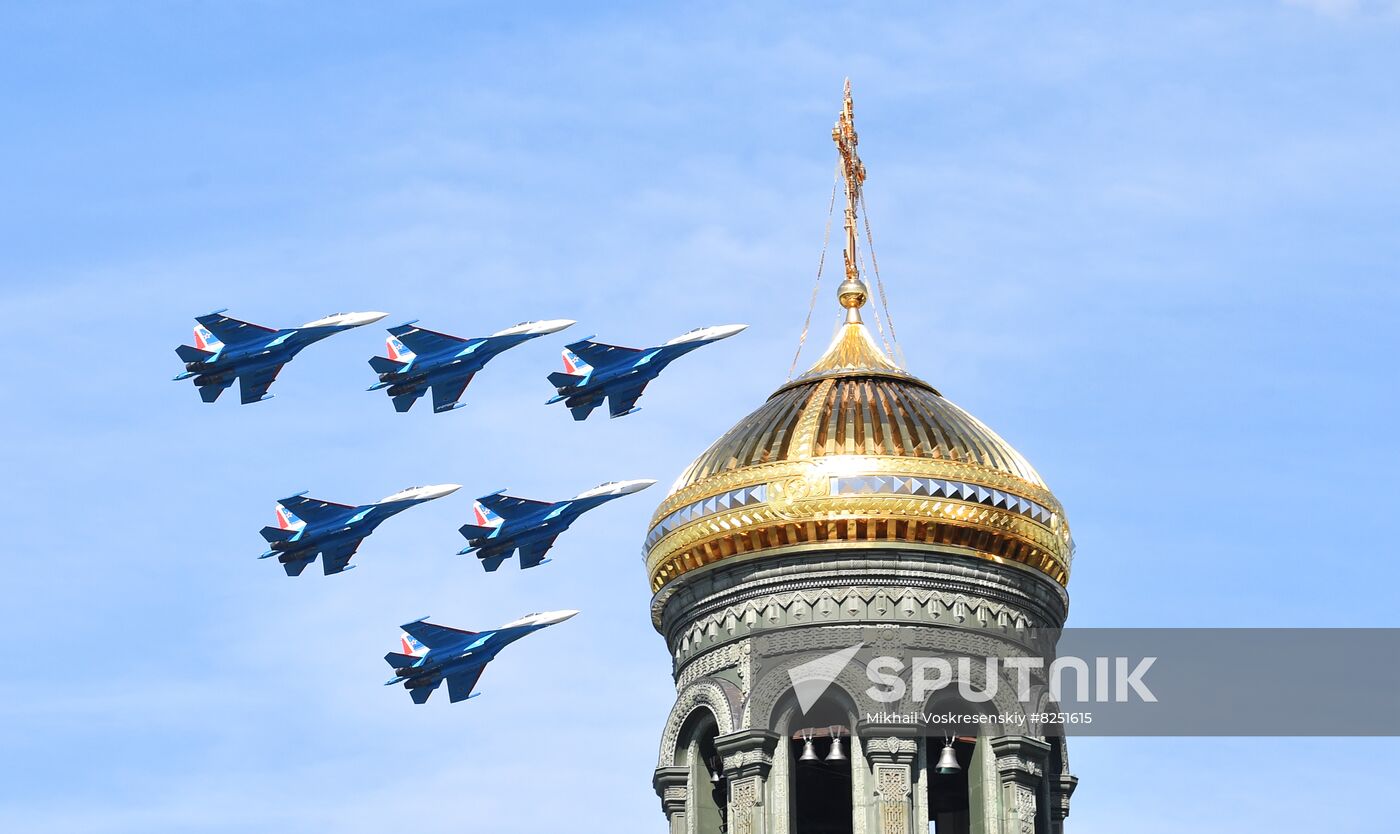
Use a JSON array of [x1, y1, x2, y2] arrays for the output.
[[923, 691, 997, 834], [788, 697, 854, 834], [926, 736, 975, 834], [676, 708, 725, 834]]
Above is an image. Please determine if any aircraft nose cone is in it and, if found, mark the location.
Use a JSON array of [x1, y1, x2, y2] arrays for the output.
[[303, 311, 391, 328], [538, 319, 577, 334], [620, 479, 658, 494], [425, 483, 463, 499], [541, 610, 580, 625], [712, 324, 749, 340]]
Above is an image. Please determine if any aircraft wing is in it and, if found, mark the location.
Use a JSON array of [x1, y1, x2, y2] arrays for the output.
[[281, 554, 317, 577], [392, 386, 428, 413], [565, 338, 644, 369], [606, 379, 650, 418], [409, 678, 442, 704], [431, 373, 475, 413], [320, 539, 363, 575], [196, 311, 277, 346], [278, 495, 357, 523], [389, 324, 473, 357], [517, 536, 558, 569], [238, 362, 286, 404], [568, 397, 605, 421], [198, 376, 235, 403], [445, 665, 486, 703], [478, 549, 512, 572], [477, 492, 554, 519], [402, 619, 480, 650]]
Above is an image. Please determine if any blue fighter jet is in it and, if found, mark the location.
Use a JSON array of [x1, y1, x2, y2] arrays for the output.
[[545, 324, 747, 420], [385, 610, 579, 704], [368, 318, 575, 413], [259, 483, 461, 576], [458, 479, 656, 570], [175, 310, 388, 404]]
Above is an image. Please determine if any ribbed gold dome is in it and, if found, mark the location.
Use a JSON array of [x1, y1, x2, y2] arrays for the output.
[[644, 321, 1073, 593]]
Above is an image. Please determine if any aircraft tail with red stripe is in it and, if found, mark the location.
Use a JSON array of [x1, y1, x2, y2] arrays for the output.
[[458, 500, 504, 540]]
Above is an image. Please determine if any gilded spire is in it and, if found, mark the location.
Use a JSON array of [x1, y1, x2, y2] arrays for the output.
[[833, 78, 869, 324], [788, 80, 910, 385]]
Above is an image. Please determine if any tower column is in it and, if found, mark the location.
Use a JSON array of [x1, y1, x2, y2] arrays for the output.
[[716, 729, 780, 834], [990, 736, 1050, 834], [1048, 773, 1078, 834], [860, 726, 923, 834], [653, 766, 689, 834]]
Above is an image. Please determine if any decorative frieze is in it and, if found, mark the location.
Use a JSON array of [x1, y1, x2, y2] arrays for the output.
[[863, 736, 918, 761], [671, 584, 1040, 674]]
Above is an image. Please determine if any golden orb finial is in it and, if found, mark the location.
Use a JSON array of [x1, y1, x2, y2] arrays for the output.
[[836, 275, 868, 321]]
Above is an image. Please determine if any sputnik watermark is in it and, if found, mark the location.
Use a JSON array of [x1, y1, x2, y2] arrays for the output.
[[772, 629, 1400, 736], [865, 654, 1157, 704], [788, 644, 1157, 712]]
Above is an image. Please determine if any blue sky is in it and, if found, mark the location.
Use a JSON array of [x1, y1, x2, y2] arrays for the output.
[[3, 1, 1398, 831]]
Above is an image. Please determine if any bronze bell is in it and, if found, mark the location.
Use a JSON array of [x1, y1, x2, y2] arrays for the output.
[[708, 755, 723, 783], [825, 726, 846, 762], [799, 730, 820, 762], [935, 741, 961, 775]]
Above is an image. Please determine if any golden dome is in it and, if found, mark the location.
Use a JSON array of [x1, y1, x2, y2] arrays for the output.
[[644, 81, 1072, 598], [643, 319, 1074, 594]]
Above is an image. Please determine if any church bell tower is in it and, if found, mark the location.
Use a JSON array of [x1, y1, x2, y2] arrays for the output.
[[646, 83, 1078, 834]]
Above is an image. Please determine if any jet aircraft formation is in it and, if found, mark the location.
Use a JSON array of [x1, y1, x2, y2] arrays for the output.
[[176, 309, 744, 704], [175, 310, 745, 415]]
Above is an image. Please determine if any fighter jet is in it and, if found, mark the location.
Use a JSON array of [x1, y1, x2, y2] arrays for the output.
[[545, 324, 748, 420], [458, 479, 656, 570], [258, 483, 461, 576], [175, 309, 388, 404], [385, 610, 579, 704], [368, 319, 575, 413]]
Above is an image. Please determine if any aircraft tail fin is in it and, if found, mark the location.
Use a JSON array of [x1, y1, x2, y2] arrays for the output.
[[193, 323, 224, 351], [548, 370, 586, 390], [470, 500, 504, 531], [409, 684, 436, 704], [176, 344, 215, 364], [369, 355, 407, 375], [274, 504, 307, 532], [386, 335, 416, 363], [260, 525, 297, 544], [458, 523, 494, 540], [384, 651, 419, 670], [561, 348, 592, 375], [399, 632, 428, 657]]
